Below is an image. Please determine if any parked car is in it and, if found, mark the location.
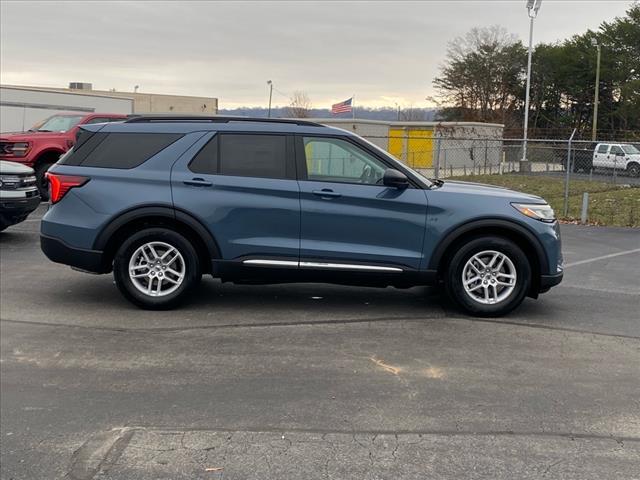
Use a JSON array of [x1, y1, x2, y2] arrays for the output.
[[40, 116, 563, 316], [592, 143, 640, 176], [0, 160, 40, 231], [554, 143, 595, 172], [0, 112, 127, 199]]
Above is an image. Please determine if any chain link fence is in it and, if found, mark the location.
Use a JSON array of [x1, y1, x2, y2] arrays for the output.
[[362, 134, 640, 226]]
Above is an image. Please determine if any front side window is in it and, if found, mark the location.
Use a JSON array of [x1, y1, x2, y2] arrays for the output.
[[219, 134, 288, 179], [84, 117, 113, 125], [302, 137, 387, 185], [610, 145, 624, 155]]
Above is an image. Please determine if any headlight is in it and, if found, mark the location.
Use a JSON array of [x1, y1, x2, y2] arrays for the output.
[[512, 203, 556, 223]]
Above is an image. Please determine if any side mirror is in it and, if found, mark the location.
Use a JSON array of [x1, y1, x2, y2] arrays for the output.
[[615, 151, 625, 156], [382, 168, 409, 189]]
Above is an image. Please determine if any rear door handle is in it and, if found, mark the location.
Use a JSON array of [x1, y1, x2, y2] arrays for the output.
[[312, 189, 341, 198], [184, 178, 213, 187]]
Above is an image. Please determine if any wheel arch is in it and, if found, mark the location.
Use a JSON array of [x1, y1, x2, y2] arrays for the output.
[[94, 206, 221, 273], [34, 148, 65, 166], [429, 219, 549, 295]]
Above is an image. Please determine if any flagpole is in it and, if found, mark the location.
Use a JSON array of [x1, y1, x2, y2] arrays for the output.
[[352, 94, 356, 120]]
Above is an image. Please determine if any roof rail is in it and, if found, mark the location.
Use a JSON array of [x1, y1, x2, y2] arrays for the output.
[[125, 114, 322, 127]]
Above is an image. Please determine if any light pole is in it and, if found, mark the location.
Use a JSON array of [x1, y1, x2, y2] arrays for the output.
[[521, 0, 542, 169], [266, 80, 273, 118], [591, 39, 601, 141]]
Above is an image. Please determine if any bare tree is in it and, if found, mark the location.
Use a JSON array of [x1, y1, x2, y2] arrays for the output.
[[399, 105, 426, 121], [286, 91, 312, 118]]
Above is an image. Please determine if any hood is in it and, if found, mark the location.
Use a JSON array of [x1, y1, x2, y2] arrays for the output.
[[436, 179, 546, 203], [0, 160, 35, 174], [0, 130, 67, 141]]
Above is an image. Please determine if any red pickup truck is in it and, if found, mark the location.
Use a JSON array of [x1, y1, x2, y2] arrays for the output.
[[0, 113, 127, 199]]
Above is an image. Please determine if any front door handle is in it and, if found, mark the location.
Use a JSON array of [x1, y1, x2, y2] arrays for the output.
[[312, 189, 342, 199], [184, 178, 213, 187]]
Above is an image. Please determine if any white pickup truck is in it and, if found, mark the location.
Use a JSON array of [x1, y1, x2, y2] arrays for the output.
[[593, 143, 640, 177]]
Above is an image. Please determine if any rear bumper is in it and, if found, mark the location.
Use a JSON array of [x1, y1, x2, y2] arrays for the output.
[[40, 234, 106, 273], [538, 271, 563, 293]]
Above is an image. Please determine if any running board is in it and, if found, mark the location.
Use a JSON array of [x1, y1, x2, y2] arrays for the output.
[[242, 259, 403, 272]]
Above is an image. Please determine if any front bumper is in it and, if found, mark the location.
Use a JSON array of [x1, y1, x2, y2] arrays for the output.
[[40, 234, 106, 273], [0, 193, 40, 225], [538, 271, 563, 293]]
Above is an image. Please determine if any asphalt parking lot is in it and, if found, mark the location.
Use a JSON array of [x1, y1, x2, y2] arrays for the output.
[[1, 204, 639, 479]]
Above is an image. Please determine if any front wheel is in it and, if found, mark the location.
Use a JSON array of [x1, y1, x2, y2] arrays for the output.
[[113, 228, 202, 310], [627, 163, 640, 178], [445, 236, 531, 317], [34, 161, 54, 201]]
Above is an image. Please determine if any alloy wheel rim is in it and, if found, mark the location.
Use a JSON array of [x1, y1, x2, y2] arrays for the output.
[[462, 250, 517, 305], [128, 241, 185, 297]]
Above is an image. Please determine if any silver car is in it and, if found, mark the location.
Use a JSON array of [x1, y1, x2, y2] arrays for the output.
[[0, 160, 40, 231]]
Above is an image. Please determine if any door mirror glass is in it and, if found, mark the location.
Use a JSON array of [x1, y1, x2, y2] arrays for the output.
[[382, 169, 409, 189]]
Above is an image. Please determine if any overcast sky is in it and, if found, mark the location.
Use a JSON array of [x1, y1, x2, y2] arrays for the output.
[[0, 1, 633, 108]]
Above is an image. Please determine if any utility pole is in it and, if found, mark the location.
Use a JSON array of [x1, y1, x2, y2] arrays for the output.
[[521, 0, 542, 171], [591, 40, 601, 141], [267, 80, 273, 118]]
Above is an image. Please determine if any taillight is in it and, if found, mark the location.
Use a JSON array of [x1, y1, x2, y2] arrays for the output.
[[46, 173, 89, 204]]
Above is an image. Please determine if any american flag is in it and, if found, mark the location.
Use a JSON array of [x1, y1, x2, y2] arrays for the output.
[[331, 97, 353, 114]]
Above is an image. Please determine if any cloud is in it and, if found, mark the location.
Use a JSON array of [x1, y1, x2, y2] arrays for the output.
[[0, 0, 631, 108]]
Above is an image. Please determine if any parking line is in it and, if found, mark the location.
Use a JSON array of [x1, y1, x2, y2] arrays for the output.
[[565, 248, 640, 268]]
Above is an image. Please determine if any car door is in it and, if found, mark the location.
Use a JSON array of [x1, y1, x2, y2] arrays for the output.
[[609, 145, 625, 170], [171, 132, 300, 263], [296, 135, 428, 271], [593, 144, 609, 168]]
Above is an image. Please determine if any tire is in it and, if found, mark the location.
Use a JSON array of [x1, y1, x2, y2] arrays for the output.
[[35, 161, 55, 201], [444, 236, 531, 317], [113, 228, 202, 310], [627, 162, 640, 178]]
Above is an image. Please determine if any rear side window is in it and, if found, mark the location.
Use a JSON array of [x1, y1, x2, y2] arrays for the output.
[[597, 144, 609, 154], [221, 134, 287, 179], [61, 132, 182, 169], [189, 134, 288, 179]]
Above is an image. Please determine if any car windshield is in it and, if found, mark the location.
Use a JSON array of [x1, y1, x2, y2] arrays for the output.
[[622, 145, 640, 155], [30, 114, 84, 132]]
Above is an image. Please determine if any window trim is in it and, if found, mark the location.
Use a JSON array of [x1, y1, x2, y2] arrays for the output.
[[294, 134, 419, 188], [187, 132, 296, 181]]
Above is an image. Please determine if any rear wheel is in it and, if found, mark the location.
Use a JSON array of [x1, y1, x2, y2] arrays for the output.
[[445, 236, 531, 317], [34, 161, 55, 201], [113, 228, 201, 309]]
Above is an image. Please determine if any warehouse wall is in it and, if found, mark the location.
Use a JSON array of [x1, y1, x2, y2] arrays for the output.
[[0, 86, 133, 132], [315, 119, 504, 170]]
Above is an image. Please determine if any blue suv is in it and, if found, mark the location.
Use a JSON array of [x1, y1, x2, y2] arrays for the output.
[[40, 116, 563, 316]]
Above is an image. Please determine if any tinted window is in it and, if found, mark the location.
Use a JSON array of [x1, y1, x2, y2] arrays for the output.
[[189, 136, 219, 174], [302, 137, 387, 185], [597, 144, 609, 154], [219, 134, 287, 179], [61, 133, 182, 169]]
